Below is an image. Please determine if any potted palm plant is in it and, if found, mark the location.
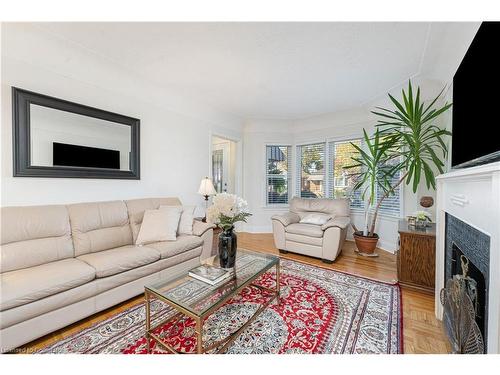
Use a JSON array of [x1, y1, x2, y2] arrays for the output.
[[346, 81, 452, 255]]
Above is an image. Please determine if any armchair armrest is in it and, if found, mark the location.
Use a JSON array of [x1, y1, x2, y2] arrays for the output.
[[271, 212, 300, 227], [321, 216, 350, 231], [193, 220, 215, 236]]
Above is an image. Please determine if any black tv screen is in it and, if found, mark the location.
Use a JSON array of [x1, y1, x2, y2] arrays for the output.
[[53, 142, 120, 169], [452, 22, 500, 168]]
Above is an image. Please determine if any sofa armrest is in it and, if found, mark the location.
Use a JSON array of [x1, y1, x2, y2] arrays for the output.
[[271, 212, 300, 227], [321, 216, 350, 231], [193, 220, 215, 236]]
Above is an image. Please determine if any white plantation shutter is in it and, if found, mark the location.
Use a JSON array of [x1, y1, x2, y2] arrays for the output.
[[327, 139, 364, 209], [296, 143, 326, 198], [266, 145, 291, 205]]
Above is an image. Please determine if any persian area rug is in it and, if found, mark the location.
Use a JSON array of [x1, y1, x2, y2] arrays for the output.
[[37, 259, 403, 354]]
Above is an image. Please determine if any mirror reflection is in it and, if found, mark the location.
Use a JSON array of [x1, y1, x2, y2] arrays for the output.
[[30, 104, 132, 171]]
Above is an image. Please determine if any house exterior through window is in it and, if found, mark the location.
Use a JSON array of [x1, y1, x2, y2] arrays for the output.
[[266, 145, 291, 205], [296, 143, 326, 198], [327, 139, 364, 209]]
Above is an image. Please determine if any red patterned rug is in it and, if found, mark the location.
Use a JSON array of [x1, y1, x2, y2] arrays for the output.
[[37, 259, 403, 354]]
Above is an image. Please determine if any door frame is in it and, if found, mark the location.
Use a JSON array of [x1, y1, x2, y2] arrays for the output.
[[208, 131, 242, 198], [212, 143, 229, 192]]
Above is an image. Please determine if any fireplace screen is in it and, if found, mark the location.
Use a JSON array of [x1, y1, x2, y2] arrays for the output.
[[441, 254, 485, 354]]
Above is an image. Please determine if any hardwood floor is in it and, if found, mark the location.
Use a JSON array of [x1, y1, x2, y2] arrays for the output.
[[16, 233, 450, 354]]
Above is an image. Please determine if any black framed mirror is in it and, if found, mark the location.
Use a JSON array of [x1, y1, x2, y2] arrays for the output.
[[12, 87, 140, 179]]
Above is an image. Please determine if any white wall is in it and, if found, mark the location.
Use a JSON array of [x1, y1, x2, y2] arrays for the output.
[[242, 120, 294, 232], [1, 24, 243, 214]]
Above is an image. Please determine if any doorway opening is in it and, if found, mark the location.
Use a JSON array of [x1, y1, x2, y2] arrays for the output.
[[211, 136, 237, 194]]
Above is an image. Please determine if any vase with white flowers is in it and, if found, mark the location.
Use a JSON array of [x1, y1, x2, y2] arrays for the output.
[[206, 193, 252, 268]]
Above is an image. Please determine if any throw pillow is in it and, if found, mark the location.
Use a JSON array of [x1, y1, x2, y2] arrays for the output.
[[299, 213, 332, 225], [135, 207, 182, 245], [160, 205, 196, 235], [179, 205, 196, 235]]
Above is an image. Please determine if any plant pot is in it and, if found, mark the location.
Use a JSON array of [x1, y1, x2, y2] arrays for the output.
[[353, 231, 379, 255], [218, 227, 237, 268]]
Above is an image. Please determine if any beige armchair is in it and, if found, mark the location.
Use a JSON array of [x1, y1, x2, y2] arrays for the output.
[[271, 197, 350, 263]]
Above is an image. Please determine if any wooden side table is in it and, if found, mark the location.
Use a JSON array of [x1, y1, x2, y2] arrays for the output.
[[397, 220, 436, 294], [194, 217, 221, 256]]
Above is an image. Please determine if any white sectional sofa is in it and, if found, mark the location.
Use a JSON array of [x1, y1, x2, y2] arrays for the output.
[[0, 197, 214, 352]]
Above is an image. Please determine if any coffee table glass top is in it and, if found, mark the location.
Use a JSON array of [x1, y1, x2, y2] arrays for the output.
[[145, 249, 279, 317]]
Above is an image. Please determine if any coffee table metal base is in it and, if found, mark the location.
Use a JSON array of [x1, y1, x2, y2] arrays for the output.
[[144, 260, 280, 354]]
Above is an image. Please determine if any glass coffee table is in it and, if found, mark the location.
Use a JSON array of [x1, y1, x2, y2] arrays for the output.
[[144, 249, 280, 354]]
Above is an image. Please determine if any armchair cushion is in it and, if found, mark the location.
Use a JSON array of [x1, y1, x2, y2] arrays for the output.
[[290, 197, 350, 218], [299, 213, 332, 225], [285, 223, 324, 238], [321, 216, 350, 231], [192, 220, 215, 237], [271, 212, 300, 227]]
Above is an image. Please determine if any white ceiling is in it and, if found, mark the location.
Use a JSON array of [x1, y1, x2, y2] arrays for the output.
[[32, 22, 473, 120]]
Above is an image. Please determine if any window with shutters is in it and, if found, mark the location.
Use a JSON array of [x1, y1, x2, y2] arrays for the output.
[[266, 145, 291, 205], [296, 143, 326, 198], [374, 156, 402, 216], [327, 139, 364, 209]]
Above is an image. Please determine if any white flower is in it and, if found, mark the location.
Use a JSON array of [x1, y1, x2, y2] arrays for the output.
[[206, 193, 251, 227], [413, 210, 431, 221]]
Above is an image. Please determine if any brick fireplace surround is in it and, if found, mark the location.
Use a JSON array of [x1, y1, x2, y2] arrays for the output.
[[435, 161, 500, 353]]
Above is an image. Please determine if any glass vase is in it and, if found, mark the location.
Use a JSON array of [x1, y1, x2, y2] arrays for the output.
[[218, 226, 237, 268]]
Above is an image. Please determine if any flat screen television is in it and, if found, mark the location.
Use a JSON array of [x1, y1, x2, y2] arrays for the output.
[[53, 142, 120, 169], [452, 22, 500, 168]]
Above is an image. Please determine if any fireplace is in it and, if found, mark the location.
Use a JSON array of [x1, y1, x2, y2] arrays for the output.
[[435, 162, 500, 353], [444, 213, 490, 352]]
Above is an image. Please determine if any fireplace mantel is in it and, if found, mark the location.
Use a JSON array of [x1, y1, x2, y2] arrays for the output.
[[435, 161, 500, 353]]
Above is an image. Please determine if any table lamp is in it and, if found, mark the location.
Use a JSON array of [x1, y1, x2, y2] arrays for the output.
[[198, 177, 217, 222]]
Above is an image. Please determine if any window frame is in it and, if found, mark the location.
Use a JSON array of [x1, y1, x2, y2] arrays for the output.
[[295, 142, 327, 199], [264, 135, 403, 217], [265, 144, 292, 207], [327, 137, 365, 210]]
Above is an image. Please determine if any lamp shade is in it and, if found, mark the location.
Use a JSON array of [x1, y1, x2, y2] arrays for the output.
[[198, 177, 217, 196]]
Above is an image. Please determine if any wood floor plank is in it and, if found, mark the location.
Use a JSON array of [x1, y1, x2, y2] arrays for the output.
[[15, 232, 450, 354]]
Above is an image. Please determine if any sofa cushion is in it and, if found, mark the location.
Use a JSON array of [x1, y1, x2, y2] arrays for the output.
[[175, 205, 196, 235], [67, 200, 133, 256], [77, 245, 160, 278], [290, 197, 350, 218], [285, 223, 324, 238], [0, 258, 96, 311], [135, 207, 182, 245], [146, 235, 204, 259], [94, 247, 202, 296], [0, 205, 74, 273], [125, 197, 182, 242]]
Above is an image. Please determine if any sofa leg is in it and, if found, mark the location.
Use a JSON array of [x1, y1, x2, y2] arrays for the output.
[[279, 249, 289, 254], [322, 259, 334, 264]]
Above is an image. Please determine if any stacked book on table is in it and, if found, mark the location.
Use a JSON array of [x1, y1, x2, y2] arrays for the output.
[[188, 264, 235, 285]]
